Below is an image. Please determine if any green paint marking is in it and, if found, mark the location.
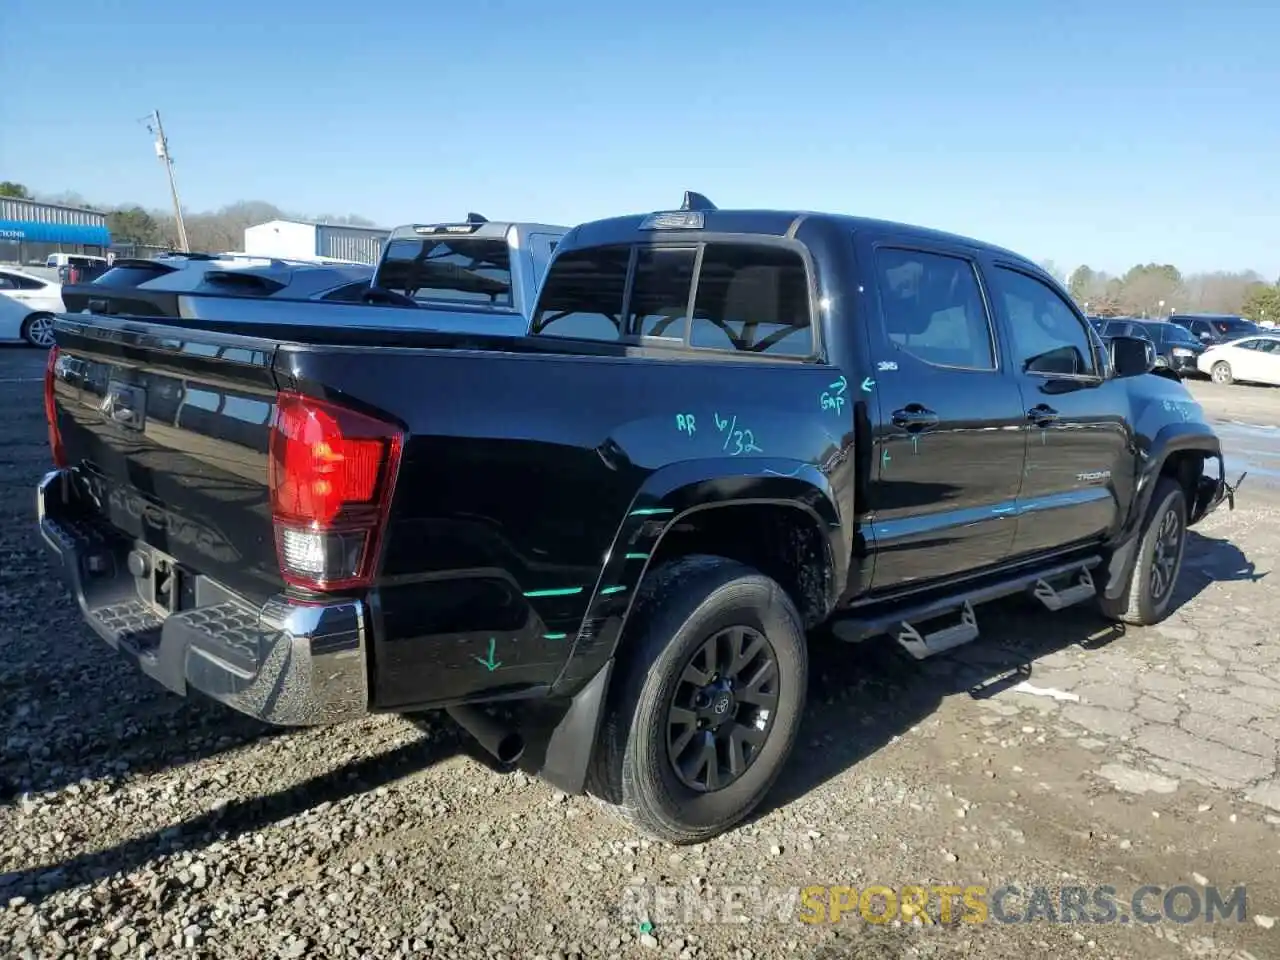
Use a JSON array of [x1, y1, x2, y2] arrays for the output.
[[474, 638, 502, 672], [629, 507, 673, 517], [544, 633, 568, 641], [625, 552, 650, 560], [638, 921, 654, 934], [601, 585, 628, 596], [523, 586, 584, 598]]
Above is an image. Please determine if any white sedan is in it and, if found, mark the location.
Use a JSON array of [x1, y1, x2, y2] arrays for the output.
[[1196, 334, 1280, 386], [0, 267, 64, 348]]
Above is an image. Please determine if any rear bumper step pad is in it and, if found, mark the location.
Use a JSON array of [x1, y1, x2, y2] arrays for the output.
[[37, 469, 369, 726]]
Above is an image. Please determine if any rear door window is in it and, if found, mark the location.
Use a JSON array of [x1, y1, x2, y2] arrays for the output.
[[0, 270, 45, 290], [873, 248, 995, 369]]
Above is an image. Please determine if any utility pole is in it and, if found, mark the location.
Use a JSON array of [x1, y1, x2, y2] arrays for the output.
[[146, 110, 190, 252]]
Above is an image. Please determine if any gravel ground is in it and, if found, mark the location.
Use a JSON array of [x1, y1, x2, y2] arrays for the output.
[[2, 352, 1278, 960]]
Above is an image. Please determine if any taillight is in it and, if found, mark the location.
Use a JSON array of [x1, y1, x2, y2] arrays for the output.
[[268, 392, 403, 591], [44, 346, 66, 468]]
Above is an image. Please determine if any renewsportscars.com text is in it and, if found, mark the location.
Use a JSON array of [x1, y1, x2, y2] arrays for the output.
[[619, 883, 1249, 926]]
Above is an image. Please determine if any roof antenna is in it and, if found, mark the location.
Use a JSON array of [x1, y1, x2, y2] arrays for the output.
[[466, 212, 488, 224], [680, 191, 716, 212]]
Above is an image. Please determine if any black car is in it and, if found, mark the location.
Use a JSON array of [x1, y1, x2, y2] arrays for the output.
[[1098, 318, 1205, 376], [59, 253, 374, 316], [1169, 313, 1260, 346]]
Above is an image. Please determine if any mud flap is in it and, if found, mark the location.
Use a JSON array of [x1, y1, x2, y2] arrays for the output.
[[521, 659, 614, 795]]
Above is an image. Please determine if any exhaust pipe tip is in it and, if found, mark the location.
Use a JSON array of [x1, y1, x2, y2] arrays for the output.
[[493, 732, 525, 765], [447, 704, 525, 766]]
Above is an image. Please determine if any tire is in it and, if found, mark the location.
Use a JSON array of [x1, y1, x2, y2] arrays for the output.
[[1098, 476, 1188, 626], [1210, 361, 1233, 385], [20, 313, 55, 348], [587, 554, 808, 844]]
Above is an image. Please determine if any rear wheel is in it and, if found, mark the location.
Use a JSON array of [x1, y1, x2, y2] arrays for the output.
[[587, 555, 807, 844], [1210, 361, 1233, 385], [1099, 476, 1188, 626], [21, 313, 55, 348]]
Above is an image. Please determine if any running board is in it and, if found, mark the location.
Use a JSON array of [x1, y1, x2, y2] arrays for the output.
[[1032, 565, 1096, 611], [831, 554, 1103, 648], [895, 601, 978, 660]]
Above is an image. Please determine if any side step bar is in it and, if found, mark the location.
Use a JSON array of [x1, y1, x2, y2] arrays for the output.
[[831, 556, 1102, 659], [1032, 565, 1096, 611], [896, 600, 978, 660]]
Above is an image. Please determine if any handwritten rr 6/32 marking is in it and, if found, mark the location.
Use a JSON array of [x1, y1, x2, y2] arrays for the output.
[[713, 413, 764, 456], [676, 413, 697, 436]]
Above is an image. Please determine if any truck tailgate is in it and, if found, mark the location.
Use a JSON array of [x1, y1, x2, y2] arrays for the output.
[[49, 318, 284, 606]]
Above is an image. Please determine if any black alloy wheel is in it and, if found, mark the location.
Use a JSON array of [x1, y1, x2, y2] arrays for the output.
[[665, 625, 778, 793], [1097, 476, 1188, 626], [1149, 504, 1184, 604], [586, 554, 808, 844]]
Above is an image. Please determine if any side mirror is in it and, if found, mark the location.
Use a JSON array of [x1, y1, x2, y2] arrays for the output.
[[1109, 335, 1156, 378]]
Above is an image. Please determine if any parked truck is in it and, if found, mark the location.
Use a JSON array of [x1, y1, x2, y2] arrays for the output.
[[58, 214, 568, 337], [38, 193, 1240, 843]]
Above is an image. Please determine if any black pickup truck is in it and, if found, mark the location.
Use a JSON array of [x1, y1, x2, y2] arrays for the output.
[[38, 193, 1240, 843]]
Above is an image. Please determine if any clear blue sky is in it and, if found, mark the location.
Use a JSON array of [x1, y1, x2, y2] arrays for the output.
[[2, 0, 1277, 278]]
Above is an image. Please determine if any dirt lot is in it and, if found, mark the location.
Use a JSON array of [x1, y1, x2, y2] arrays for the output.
[[1, 352, 1277, 960]]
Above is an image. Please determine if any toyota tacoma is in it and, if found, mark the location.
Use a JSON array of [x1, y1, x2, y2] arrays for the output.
[[38, 194, 1239, 843]]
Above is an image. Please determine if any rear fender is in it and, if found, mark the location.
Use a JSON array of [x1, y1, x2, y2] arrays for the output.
[[550, 458, 843, 695]]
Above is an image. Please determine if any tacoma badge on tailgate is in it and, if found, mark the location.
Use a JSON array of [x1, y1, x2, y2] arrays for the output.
[[101, 380, 146, 432]]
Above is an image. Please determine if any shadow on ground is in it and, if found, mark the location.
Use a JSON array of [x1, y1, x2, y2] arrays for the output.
[[2, 719, 464, 906], [754, 528, 1262, 822]]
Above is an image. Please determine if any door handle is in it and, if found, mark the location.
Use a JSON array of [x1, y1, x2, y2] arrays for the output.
[[1027, 404, 1059, 425], [891, 405, 940, 432]]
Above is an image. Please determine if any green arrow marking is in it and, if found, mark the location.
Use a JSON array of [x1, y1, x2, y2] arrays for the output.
[[474, 638, 502, 671], [881, 448, 891, 467], [861, 377, 875, 392], [830, 375, 848, 395]]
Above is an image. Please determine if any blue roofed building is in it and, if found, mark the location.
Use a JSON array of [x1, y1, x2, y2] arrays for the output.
[[0, 196, 111, 265]]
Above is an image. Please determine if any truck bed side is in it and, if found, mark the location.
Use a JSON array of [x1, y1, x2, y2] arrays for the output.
[[280, 342, 852, 709]]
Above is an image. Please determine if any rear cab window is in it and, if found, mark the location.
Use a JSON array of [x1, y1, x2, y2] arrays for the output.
[[376, 235, 512, 309], [531, 239, 815, 359]]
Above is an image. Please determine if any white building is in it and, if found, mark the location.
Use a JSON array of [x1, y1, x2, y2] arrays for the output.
[[243, 219, 390, 265]]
